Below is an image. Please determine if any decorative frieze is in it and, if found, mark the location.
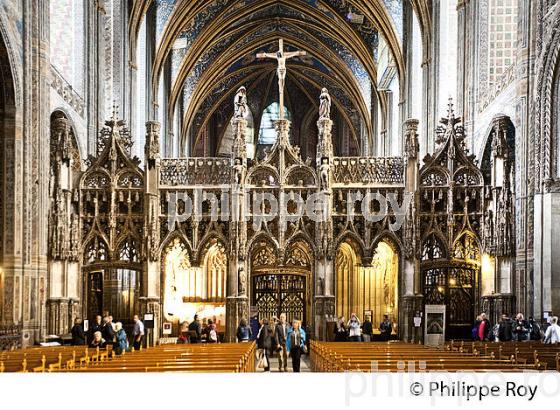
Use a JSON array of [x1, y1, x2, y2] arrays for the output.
[[331, 157, 404, 184], [160, 158, 232, 186]]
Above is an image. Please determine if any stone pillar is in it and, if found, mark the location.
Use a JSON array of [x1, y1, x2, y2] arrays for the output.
[[534, 181, 560, 320], [314, 114, 335, 340], [402, 119, 422, 342], [227, 115, 249, 342], [143, 121, 161, 344], [402, 295, 423, 343]]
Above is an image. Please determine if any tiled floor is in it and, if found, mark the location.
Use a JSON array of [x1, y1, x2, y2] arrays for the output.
[[256, 352, 311, 373]]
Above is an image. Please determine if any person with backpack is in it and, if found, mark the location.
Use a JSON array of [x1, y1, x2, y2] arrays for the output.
[[528, 316, 542, 341], [544, 316, 560, 344], [206, 319, 218, 343], [236, 318, 252, 342], [498, 314, 513, 342], [257, 318, 274, 372]]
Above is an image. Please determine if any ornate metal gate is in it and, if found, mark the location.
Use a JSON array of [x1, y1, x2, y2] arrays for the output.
[[252, 273, 306, 324], [423, 265, 477, 340]]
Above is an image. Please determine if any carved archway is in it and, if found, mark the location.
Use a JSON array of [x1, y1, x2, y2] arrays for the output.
[[335, 237, 399, 328], [419, 102, 484, 340], [250, 238, 312, 326]]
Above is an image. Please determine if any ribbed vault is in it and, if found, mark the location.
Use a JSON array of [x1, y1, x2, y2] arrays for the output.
[[129, 0, 411, 156]]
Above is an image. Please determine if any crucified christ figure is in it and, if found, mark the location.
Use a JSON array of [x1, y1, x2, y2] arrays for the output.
[[256, 39, 307, 120]]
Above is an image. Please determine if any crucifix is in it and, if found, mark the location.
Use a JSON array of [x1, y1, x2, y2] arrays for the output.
[[257, 39, 307, 120]]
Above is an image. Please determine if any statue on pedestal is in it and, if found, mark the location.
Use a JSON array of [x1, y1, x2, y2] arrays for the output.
[[233, 86, 248, 119], [319, 88, 331, 120], [233, 158, 245, 186]]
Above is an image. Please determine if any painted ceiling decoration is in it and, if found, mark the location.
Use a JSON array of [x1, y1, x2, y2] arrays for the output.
[[129, 0, 406, 152]]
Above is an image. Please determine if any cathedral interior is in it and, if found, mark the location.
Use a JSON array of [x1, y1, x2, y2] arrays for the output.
[[0, 0, 559, 348]]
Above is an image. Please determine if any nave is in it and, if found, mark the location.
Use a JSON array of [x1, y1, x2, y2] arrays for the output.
[[1, 340, 558, 373]]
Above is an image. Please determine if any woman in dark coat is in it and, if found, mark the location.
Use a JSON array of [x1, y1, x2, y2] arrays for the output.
[[71, 318, 86, 345], [334, 316, 347, 342], [257, 318, 274, 372]]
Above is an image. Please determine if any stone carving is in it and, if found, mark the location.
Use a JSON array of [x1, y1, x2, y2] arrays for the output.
[[319, 88, 331, 119], [483, 210, 494, 252], [331, 157, 404, 184], [232, 158, 245, 186], [404, 119, 419, 160], [238, 266, 247, 296], [160, 158, 232, 186], [319, 158, 330, 191], [252, 244, 276, 267], [256, 39, 306, 120], [145, 121, 161, 164], [233, 86, 248, 119]]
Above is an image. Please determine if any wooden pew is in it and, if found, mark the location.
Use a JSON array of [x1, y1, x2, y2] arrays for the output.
[[55, 342, 256, 373], [0, 346, 110, 373], [310, 341, 545, 372], [446, 340, 560, 371]]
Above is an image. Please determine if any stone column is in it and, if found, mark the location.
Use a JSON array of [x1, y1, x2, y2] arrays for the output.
[[143, 121, 162, 345], [314, 116, 335, 340], [226, 115, 249, 342], [402, 119, 422, 342]]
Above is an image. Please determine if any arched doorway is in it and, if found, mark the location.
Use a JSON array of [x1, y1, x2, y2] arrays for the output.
[[250, 239, 312, 325], [335, 239, 399, 331], [421, 233, 480, 340], [161, 238, 227, 334]]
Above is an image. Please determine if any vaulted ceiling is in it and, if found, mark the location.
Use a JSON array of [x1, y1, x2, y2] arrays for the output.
[[129, 0, 410, 153]]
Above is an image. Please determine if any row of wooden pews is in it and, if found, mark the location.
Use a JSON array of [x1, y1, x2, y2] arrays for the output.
[[310, 341, 551, 372], [55, 342, 257, 373], [1, 342, 256, 373], [0, 345, 110, 372], [446, 340, 560, 371]]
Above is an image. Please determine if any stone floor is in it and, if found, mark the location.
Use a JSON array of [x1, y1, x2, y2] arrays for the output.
[[256, 351, 311, 373]]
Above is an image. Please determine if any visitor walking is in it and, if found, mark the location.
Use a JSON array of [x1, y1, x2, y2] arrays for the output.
[[287, 319, 306, 373]]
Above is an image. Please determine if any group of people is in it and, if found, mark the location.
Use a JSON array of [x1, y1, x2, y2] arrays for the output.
[[473, 312, 560, 344], [70, 314, 145, 354], [334, 314, 393, 342], [181, 314, 219, 343], [243, 313, 307, 373]]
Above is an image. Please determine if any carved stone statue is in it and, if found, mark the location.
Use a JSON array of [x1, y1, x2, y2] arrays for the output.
[[233, 158, 245, 186], [317, 276, 325, 295], [319, 88, 331, 119], [256, 39, 306, 120], [238, 266, 247, 296], [319, 158, 330, 191], [233, 86, 248, 119]]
